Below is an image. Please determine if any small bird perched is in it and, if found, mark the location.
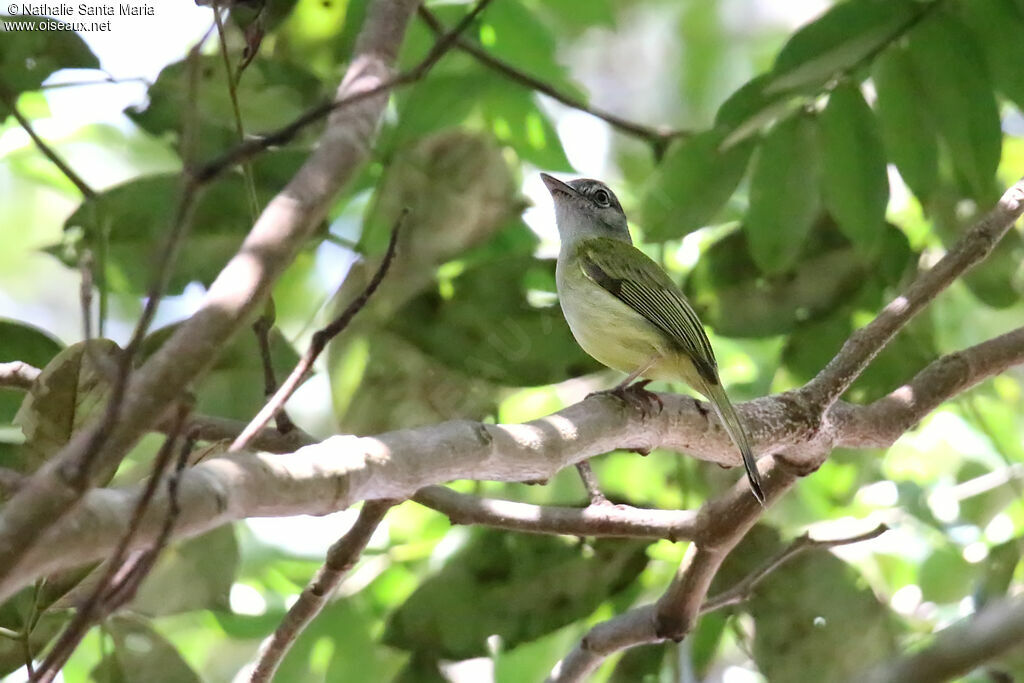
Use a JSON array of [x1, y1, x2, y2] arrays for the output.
[[541, 173, 766, 504]]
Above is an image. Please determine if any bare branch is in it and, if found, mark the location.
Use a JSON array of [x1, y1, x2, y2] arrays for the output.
[[834, 326, 1024, 449], [1, 92, 96, 199], [230, 211, 406, 452], [417, 7, 688, 154], [861, 598, 1024, 683], [700, 523, 888, 614], [5, 323, 1023, 595], [414, 486, 699, 541], [0, 362, 40, 390], [248, 500, 395, 682], [0, 0, 424, 601], [193, 0, 496, 185], [802, 177, 1024, 409], [31, 404, 190, 682]]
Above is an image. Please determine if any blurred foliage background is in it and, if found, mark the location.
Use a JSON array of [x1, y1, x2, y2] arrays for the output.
[[1, 0, 1024, 680]]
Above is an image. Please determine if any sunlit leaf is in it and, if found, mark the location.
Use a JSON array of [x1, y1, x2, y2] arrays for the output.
[[384, 530, 650, 659], [766, 0, 920, 94], [92, 616, 201, 683], [12, 339, 118, 476]]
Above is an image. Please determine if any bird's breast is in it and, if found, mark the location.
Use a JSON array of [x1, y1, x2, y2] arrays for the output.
[[556, 257, 666, 374]]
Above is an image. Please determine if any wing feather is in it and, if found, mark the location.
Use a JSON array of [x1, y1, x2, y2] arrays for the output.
[[576, 238, 719, 385]]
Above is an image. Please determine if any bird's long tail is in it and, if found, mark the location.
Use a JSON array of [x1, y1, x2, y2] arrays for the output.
[[703, 381, 766, 505]]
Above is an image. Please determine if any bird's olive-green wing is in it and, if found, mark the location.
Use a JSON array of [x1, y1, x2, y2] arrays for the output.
[[575, 237, 719, 384]]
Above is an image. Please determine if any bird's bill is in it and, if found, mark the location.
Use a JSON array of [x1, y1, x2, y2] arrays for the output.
[[540, 173, 579, 199]]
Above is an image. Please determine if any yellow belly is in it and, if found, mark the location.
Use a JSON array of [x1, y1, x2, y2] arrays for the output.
[[556, 256, 707, 390]]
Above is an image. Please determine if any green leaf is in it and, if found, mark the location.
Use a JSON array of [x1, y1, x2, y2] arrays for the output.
[[0, 319, 62, 424], [691, 612, 728, 677], [56, 156, 305, 295], [609, 643, 666, 683], [685, 221, 870, 337], [482, 82, 572, 171], [142, 322, 299, 421], [386, 255, 599, 386], [907, 11, 1002, 202], [744, 114, 822, 273], [482, 0, 580, 95], [974, 538, 1022, 609], [126, 55, 324, 158], [389, 73, 486, 147], [12, 339, 118, 476], [92, 616, 201, 683], [0, 611, 67, 677], [0, 17, 99, 96], [766, 0, 920, 94], [872, 46, 939, 201], [961, 229, 1024, 309], [958, 0, 1024, 115], [130, 525, 239, 616], [819, 83, 889, 254], [919, 547, 976, 604], [383, 531, 649, 659], [735, 529, 900, 682], [642, 129, 754, 241]]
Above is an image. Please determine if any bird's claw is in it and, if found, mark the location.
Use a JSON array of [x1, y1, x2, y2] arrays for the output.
[[590, 380, 663, 419]]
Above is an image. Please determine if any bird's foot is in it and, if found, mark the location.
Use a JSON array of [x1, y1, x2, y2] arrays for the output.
[[590, 379, 664, 419]]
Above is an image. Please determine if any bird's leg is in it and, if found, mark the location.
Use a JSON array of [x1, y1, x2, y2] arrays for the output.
[[574, 461, 609, 506], [589, 357, 663, 418]]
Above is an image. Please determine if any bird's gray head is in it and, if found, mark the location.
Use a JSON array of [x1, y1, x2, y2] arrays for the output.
[[540, 174, 631, 246]]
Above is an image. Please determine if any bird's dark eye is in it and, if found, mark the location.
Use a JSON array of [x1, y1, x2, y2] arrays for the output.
[[593, 189, 611, 207]]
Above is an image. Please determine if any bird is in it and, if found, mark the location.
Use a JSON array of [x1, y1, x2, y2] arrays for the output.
[[541, 173, 766, 505]]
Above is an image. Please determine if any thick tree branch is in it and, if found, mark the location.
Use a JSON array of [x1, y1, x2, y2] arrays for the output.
[[0, 0, 423, 603], [861, 597, 1024, 683], [414, 486, 699, 541], [248, 500, 395, 682], [2, 323, 1020, 595], [801, 177, 1024, 409], [834, 326, 1024, 448]]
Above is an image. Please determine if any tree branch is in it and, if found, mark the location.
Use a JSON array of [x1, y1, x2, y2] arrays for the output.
[[0, 362, 40, 390], [699, 523, 888, 614], [417, 7, 688, 154], [413, 486, 699, 541], [861, 597, 1024, 683], [1, 93, 96, 199], [247, 500, 395, 682], [229, 211, 406, 452], [2, 320, 1020, 596], [801, 177, 1024, 409], [0, 0, 424, 604]]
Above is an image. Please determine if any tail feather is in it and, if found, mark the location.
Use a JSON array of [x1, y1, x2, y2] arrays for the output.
[[704, 381, 766, 505]]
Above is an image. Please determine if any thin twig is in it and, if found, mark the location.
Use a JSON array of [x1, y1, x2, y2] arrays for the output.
[[248, 499, 396, 682], [63, 36, 208, 488], [193, 0, 496, 186], [417, 6, 688, 155], [414, 486, 698, 541], [1, 91, 96, 199], [574, 461, 608, 506], [251, 307, 296, 433], [229, 210, 407, 452], [700, 523, 888, 614], [31, 404, 191, 682], [0, 362, 41, 389]]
